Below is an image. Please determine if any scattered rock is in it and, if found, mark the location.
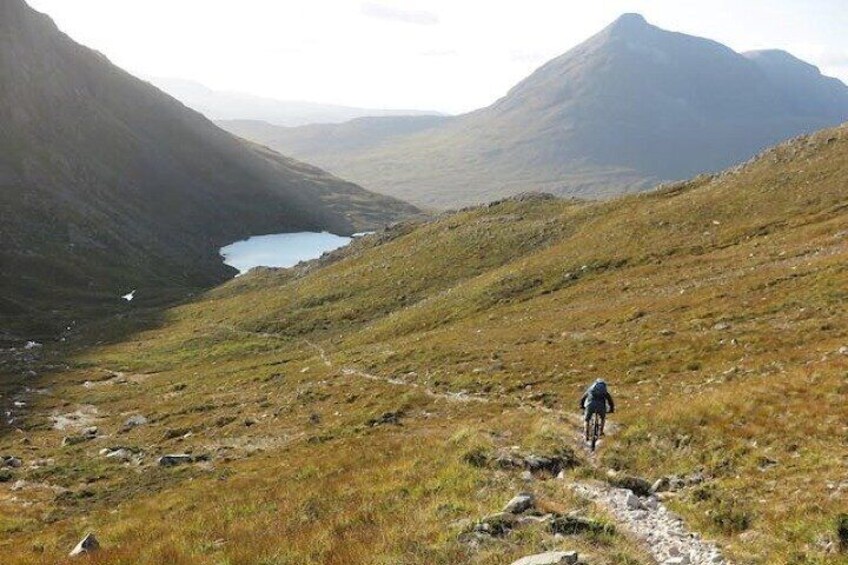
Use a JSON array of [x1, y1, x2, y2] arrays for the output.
[[838, 346, 848, 356], [712, 322, 731, 331], [164, 428, 190, 440], [758, 457, 779, 471], [611, 475, 653, 496], [157, 454, 195, 467], [652, 477, 671, 493], [503, 492, 535, 514], [62, 427, 98, 446], [625, 493, 643, 510], [69, 533, 99, 557], [473, 512, 518, 536], [2, 456, 23, 468], [121, 414, 148, 432], [103, 448, 135, 462], [367, 411, 403, 427], [510, 551, 579, 565], [685, 471, 706, 486]]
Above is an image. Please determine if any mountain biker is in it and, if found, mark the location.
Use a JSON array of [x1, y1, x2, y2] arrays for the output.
[[580, 379, 614, 442]]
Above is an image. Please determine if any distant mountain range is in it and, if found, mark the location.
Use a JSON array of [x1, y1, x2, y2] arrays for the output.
[[221, 14, 848, 208], [0, 0, 418, 336], [149, 77, 445, 127]]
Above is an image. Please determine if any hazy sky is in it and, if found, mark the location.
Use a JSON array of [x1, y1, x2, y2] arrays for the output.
[[27, 0, 848, 114]]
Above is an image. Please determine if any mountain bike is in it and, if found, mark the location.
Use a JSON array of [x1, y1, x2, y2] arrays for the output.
[[589, 412, 603, 452]]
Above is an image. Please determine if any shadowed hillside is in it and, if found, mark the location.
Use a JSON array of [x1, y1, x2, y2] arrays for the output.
[[0, 0, 418, 338], [1, 124, 845, 563], [223, 14, 848, 209]]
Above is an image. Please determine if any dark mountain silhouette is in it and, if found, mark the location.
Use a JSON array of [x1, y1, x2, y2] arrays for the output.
[[223, 13, 848, 208], [0, 0, 418, 335]]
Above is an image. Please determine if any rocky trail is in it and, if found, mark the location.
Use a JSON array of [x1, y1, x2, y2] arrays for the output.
[[304, 339, 732, 565], [572, 482, 727, 565]]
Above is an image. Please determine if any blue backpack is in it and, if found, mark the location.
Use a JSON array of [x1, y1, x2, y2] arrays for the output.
[[589, 380, 607, 400]]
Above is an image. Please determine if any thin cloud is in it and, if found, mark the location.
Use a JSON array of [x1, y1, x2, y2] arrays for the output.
[[361, 2, 440, 25]]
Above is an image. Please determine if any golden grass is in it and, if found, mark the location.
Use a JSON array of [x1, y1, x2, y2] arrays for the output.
[[2, 126, 848, 563]]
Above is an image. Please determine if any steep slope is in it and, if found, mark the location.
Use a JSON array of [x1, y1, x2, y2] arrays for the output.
[[1, 125, 846, 563], [0, 0, 418, 336], [150, 77, 445, 127], [225, 14, 848, 208]]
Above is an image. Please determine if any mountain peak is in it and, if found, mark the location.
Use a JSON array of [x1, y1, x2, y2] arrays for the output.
[[607, 13, 651, 35]]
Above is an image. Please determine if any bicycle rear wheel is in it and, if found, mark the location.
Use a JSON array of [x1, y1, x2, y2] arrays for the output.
[[590, 414, 601, 451]]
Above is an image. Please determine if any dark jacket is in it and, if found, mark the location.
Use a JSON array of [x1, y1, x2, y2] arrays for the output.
[[580, 386, 614, 412]]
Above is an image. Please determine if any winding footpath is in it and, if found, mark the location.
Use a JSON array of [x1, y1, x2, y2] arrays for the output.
[[308, 339, 730, 564]]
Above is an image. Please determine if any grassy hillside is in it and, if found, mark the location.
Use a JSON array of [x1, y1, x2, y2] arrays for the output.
[[1, 125, 847, 563]]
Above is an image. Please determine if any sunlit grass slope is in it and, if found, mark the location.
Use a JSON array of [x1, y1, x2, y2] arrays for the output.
[[1, 125, 847, 563]]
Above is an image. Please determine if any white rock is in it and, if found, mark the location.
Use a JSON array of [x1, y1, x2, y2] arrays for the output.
[[69, 533, 99, 557], [511, 551, 579, 565]]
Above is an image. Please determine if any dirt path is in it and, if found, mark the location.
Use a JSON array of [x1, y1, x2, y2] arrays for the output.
[[307, 339, 730, 564], [304, 340, 488, 404]]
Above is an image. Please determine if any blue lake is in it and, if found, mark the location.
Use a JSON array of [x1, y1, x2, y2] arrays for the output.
[[220, 232, 352, 275]]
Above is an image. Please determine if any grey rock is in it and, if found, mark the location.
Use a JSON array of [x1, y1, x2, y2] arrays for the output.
[[157, 454, 194, 467], [511, 551, 579, 565], [122, 414, 148, 430], [473, 512, 518, 537], [626, 493, 643, 510], [652, 476, 671, 493], [105, 448, 134, 462], [503, 492, 535, 514], [69, 533, 99, 557], [2, 456, 23, 468], [62, 434, 93, 447]]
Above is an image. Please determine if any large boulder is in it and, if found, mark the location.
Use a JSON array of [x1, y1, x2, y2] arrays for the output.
[[511, 551, 579, 565]]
